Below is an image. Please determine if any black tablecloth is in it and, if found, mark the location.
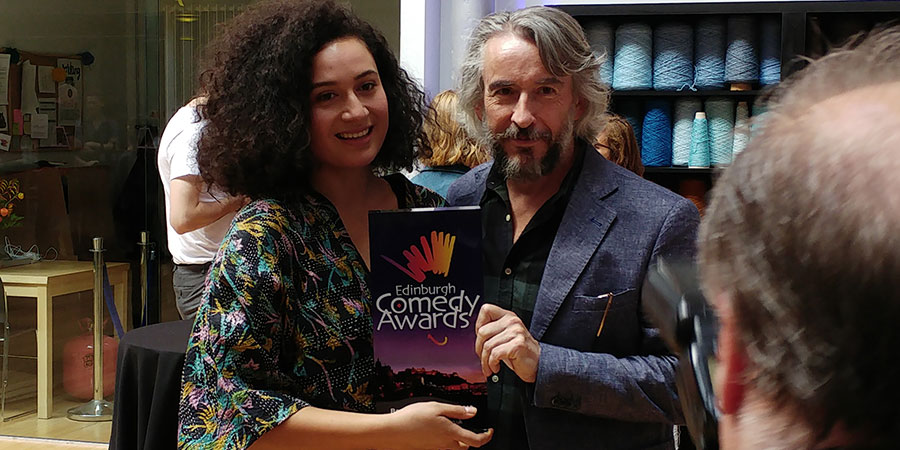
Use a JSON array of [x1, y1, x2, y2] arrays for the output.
[[109, 319, 193, 450]]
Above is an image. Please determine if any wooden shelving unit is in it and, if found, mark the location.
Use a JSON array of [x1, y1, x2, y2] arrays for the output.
[[556, 1, 900, 200]]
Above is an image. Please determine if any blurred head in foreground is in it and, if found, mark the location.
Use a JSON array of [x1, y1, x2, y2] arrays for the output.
[[699, 27, 900, 449]]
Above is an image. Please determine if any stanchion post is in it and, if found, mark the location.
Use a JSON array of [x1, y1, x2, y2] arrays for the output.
[[67, 237, 114, 421], [92, 237, 103, 401], [139, 231, 149, 326]]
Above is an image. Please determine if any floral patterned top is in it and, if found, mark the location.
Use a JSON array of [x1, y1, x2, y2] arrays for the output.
[[178, 175, 444, 449]]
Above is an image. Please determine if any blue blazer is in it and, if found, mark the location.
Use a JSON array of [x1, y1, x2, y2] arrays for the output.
[[447, 147, 700, 450]]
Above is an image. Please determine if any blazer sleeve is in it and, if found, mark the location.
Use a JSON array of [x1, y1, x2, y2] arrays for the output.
[[532, 198, 700, 424], [179, 206, 309, 448]]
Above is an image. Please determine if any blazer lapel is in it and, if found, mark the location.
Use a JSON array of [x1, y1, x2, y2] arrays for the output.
[[452, 162, 491, 206], [530, 149, 618, 341]]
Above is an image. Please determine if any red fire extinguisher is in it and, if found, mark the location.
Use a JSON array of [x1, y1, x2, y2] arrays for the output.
[[63, 318, 117, 400]]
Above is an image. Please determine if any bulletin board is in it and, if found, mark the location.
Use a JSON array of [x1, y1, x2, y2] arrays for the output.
[[0, 48, 90, 152]]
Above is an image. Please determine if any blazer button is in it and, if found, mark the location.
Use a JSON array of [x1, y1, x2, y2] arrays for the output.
[[491, 374, 500, 383]]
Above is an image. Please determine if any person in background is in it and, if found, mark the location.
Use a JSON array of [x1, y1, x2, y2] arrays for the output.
[[594, 112, 644, 177], [411, 90, 490, 197], [448, 6, 698, 449], [157, 96, 245, 320], [699, 27, 900, 449], [177, 1, 492, 449]]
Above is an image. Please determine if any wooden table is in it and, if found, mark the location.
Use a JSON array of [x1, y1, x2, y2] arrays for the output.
[[0, 260, 131, 419]]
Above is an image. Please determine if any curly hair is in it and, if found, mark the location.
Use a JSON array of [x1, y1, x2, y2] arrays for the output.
[[419, 90, 489, 169], [194, 0, 429, 199]]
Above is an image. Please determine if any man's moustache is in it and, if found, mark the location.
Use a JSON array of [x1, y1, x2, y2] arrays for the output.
[[494, 126, 552, 141]]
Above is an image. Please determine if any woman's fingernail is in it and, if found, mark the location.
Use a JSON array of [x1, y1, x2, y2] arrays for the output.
[[465, 405, 476, 414]]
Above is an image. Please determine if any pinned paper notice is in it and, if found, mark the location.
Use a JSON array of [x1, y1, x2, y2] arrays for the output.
[[0, 54, 9, 105], [38, 66, 55, 94], [38, 99, 57, 123], [31, 113, 49, 139], [58, 82, 79, 126], [0, 133, 10, 151], [40, 120, 57, 147], [21, 61, 39, 114], [11, 109, 23, 135]]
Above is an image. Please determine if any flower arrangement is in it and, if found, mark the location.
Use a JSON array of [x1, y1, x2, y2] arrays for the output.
[[0, 178, 25, 229]]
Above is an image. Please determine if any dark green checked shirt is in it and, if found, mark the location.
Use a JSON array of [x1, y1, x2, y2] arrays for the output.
[[479, 148, 585, 450]]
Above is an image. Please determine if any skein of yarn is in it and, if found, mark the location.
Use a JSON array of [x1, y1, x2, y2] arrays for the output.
[[706, 97, 735, 165], [759, 16, 781, 86], [672, 98, 703, 166], [613, 23, 653, 90], [751, 97, 768, 136], [585, 20, 615, 86], [642, 100, 673, 167], [653, 22, 694, 91], [725, 15, 759, 83], [751, 97, 767, 117], [694, 16, 726, 89], [689, 111, 711, 168], [732, 101, 750, 156]]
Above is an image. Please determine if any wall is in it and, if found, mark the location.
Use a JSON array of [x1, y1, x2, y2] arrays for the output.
[[348, 0, 401, 54]]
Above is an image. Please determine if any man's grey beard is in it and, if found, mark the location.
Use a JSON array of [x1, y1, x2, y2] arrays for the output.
[[481, 112, 575, 182]]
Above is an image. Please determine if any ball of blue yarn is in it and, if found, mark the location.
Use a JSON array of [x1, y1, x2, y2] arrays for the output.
[[673, 98, 702, 166], [759, 17, 781, 86], [732, 101, 751, 156], [705, 97, 735, 165], [653, 22, 694, 91], [689, 113, 711, 168], [613, 23, 653, 90], [641, 100, 673, 167], [694, 16, 726, 90], [725, 15, 759, 83], [751, 97, 769, 137], [585, 20, 615, 86]]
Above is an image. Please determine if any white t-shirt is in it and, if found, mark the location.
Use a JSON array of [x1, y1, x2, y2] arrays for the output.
[[157, 105, 236, 265]]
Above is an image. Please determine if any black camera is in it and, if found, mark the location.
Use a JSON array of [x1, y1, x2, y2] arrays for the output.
[[642, 258, 719, 450]]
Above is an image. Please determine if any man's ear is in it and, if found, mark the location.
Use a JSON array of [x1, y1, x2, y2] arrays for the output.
[[575, 96, 587, 121], [475, 103, 484, 122], [717, 307, 748, 416]]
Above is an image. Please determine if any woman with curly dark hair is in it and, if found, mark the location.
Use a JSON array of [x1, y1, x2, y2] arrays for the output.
[[177, 1, 492, 449]]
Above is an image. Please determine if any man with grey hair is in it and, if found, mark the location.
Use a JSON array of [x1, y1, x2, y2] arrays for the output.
[[447, 6, 699, 449], [700, 27, 900, 450]]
